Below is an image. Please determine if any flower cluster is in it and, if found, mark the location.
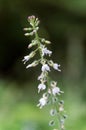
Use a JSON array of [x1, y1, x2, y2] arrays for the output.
[[23, 15, 67, 130]]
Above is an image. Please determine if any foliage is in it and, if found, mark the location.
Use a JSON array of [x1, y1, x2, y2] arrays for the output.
[[0, 80, 86, 130]]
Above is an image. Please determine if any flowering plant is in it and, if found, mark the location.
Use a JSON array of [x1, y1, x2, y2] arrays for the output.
[[23, 15, 67, 130]]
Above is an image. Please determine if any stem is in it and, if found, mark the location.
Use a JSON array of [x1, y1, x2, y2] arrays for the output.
[[35, 32, 44, 60]]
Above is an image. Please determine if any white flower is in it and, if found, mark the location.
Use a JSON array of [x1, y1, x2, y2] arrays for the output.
[[53, 63, 61, 71], [22, 55, 30, 64], [37, 95, 47, 109], [42, 47, 52, 56], [41, 64, 50, 72], [22, 52, 35, 64], [38, 83, 46, 93], [52, 86, 60, 96]]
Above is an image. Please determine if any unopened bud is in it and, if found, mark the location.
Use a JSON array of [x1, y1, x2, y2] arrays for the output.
[[45, 40, 51, 44], [29, 51, 36, 58], [28, 44, 32, 48], [35, 20, 40, 26], [28, 40, 38, 48], [23, 28, 28, 31], [26, 60, 38, 68], [23, 27, 32, 31], [41, 38, 45, 43], [36, 27, 39, 31], [24, 33, 30, 36]]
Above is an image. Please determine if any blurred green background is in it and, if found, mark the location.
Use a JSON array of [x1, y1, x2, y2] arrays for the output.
[[0, 0, 86, 130]]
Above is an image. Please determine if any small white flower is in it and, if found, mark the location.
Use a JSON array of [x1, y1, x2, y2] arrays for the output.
[[22, 55, 30, 64], [37, 96, 47, 109], [41, 64, 50, 72], [53, 63, 61, 71], [24, 33, 30, 36], [42, 47, 52, 56], [52, 86, 60, 96], [38, 83, 46, 93], [22, 52, 35, 64]]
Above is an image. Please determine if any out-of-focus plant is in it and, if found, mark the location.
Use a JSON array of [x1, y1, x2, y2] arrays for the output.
[[22, 15, 67, 130]]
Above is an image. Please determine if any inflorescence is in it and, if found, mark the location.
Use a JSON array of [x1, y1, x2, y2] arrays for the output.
[[23, 15, 67, 130]]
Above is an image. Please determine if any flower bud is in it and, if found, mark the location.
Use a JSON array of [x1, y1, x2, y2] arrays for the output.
[[35, 20, 40, 26], [41, 38, 45, 43], [24, 33, 30, 36], [45, 40, 51, 44], [28, 15, 35, 21], [26, 60, 39, 68]]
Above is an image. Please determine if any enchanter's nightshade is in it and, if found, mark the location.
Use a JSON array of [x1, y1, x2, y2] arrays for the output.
[[22, 15, 67, 130]]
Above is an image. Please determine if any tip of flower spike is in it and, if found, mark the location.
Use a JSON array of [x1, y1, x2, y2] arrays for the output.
[[49, 120, 55, 126], [28, 15, 35, 19]]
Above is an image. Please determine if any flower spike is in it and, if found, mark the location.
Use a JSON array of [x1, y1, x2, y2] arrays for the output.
[[22, 15, 67, 130]]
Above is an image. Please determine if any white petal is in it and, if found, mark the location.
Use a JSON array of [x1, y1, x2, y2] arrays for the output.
[[52, 87, 60, 95], [53, 63, 61, 71], [22, 55, 30, 64], [38, 83, 46, 93], [42, 47, 52, 56], [41, 64, 50, 72]]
